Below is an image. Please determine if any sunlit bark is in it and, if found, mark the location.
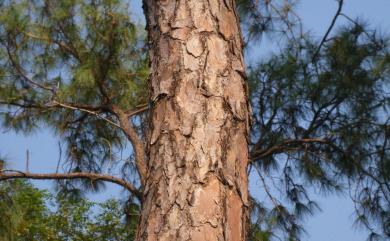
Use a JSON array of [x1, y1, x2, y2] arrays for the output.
[[138, 0, 251, 240]]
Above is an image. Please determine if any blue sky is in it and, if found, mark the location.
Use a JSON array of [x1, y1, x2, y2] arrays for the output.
[[1, 0, 389, 240]]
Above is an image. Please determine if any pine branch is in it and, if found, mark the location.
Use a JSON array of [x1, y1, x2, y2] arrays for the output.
[[6, 47, 53, 91], [269, 2, 301, 43], [250, 138, 329, 161], [52, 100, 122, 129], [112, 105, 147, 185], [21, 31, 79, 60], [0, 170, 142, 200], [0, 98, 149, 185], [312, 0, 344, 62]]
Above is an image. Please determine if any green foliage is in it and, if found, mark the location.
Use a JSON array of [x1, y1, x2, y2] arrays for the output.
[[0, 180, 50, 241], [0, 0, 148, 177], [236, 0, 302, 43], [0, 180, 138, 241], [248, 21, 390, 240]]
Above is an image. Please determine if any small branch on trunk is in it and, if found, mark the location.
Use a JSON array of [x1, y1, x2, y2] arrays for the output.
[[0, 170, 142, 200], [125, 103, 148, 117]]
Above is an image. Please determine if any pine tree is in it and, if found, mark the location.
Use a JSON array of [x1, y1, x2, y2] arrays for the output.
[[0, 0, 389, 240]]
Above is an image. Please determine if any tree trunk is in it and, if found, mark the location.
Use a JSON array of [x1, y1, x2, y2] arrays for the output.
[[138, 0, 250, 240]]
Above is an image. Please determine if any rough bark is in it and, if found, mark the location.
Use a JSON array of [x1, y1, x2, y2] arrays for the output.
[[138, 0, 250, 240]]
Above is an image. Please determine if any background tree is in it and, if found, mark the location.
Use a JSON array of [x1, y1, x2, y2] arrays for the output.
[[239, 0, 390, 240], [0, 0, 147, 196], [0, 0, 389, 240], [0, 179, 138, 241]]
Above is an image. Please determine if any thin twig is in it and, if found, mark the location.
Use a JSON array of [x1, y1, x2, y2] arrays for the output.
[[312, 0, 344, 62], [25, 150, 29, 173], [6, 47, 53, 91], [56, 142, 62, 174], [52, 100, 122, 129], [250, 138, 329, 161]]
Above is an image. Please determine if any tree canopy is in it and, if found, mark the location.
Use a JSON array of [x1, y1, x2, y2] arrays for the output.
[[0, 179, 138, 240], [0, 0, 389, 240]]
